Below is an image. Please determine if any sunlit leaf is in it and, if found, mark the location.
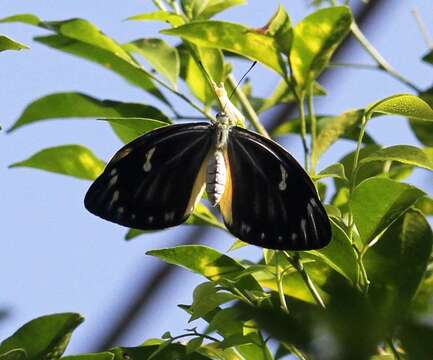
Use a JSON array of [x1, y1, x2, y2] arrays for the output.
[[0, 35, 28, 52], [0, 313, 83, 360], [315, 163, 347, 181], [35, 35, 166, 103], [0, 14, 41, 26], [125, 38, 180, 87], [359, 145, 433, 172], [8, 92, 169, 132], [414, 196, 433, 216], [147, 245, 262, 291], [189, 282, 236, 321], [61, 353, 114, 360], [290, 6, 352, 92], [162, 21, 286, 75], [261, 5, 292, 53], [199, 0, 246, 19], [100, 117, 168, 144], [365, 209, 432, 313], [185, 338, 203, 355], [10, 145, 105, 181], [127, 11, 186, 27], [350, 177, 425, 244], [186, 46, 224, 105], [366, 94, 433, 122]]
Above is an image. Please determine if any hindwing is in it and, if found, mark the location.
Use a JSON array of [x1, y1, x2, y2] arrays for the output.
[[84, 123, 213, 230], [220, 126, 332, 250]]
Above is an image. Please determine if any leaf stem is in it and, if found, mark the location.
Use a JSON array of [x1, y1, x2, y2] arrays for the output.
[[276, 252, 289, 314], [386, 338, 402, 360], [226, 75, 270, 138], [152, 0, 167, 11], [307, 84, 318, 175], [284, 252, 326, 309], [350, 21, 422, 93], [412, 8, 433, 50], [297, 95, 310, 173], [281, 341, 309, 360]]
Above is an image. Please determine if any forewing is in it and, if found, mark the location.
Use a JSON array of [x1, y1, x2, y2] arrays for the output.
[[221, 126, 331, 250], [85, 123, 213, 230]]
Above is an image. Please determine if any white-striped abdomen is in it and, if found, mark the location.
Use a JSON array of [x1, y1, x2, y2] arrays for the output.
[[206, 150, 227, 206]]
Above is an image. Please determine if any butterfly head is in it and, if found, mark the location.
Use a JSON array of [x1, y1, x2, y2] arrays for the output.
[[216, 112, 230, 125]]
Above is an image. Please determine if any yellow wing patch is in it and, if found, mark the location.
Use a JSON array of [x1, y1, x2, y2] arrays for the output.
[[184, 151, 210, 217], [218, 150, 234, 225]]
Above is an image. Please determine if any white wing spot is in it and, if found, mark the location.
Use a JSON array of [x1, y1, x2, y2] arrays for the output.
[[278, 165, 288, 191], [143, 147, 156, 172], [148, 216, 154, 223], [307, 203, 319, 242], [110, 168, 117, 176], [291, 233, 298, 241], [300, 218, 308, 246], [108, 190, 120, 210], [117, 207, 125, 215], [260, 232, 265, 240], [241, 222, 251, 233], [164, 211, 175, 222], [131, 213, 136, 220], [108, 174, 119, 187], [278, 235, 283, 243]]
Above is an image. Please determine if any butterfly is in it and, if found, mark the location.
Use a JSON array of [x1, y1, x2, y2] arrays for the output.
[[84, 110, 332, 250]]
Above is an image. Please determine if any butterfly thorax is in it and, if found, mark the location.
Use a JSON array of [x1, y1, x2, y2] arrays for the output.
[[206, 113, 231, 206]]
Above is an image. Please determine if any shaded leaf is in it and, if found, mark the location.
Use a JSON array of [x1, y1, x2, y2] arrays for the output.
[[350, 177, 425, 244], [359, 145, 433, 172], [414, 196, 433, 216], [185, 338, 203, 354], [147, 245, 262, 291], [61, 354, 114, 360], [125, 38, 180, 87], [162, 21, 286, 75], [0, 349, 27, 360], [401, 322, 433, 360], [10, 145, 105, 181], [306, 221, 357, 283], [366, 94, 433, 122], [111, 344, 212, 360], [35, 35, 166, 103], [0, 35, 28, 52], [8, 92, 169, 132], [261, 5, 292, 53], [409, 119, 433, 146], [365, 209, 432, 315], [127, 11, 185, 27], [290, 6, 352, 92], [0, 313, 83, 360]]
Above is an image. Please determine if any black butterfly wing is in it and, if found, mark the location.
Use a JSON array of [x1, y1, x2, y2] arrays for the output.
[[220, 126, 332, 250], [85, 122, 213, 230]]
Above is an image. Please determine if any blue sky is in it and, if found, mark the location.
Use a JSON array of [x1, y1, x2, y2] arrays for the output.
[[1, 0, 432, 354]]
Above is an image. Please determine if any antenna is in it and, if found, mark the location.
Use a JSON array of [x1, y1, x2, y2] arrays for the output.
[[227, 61, 257, 103]]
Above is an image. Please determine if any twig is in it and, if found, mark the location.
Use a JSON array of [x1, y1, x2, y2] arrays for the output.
[[307, 84, 318, 175], [412, 8, 433, 50]]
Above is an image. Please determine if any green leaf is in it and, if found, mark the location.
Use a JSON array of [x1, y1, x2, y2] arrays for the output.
[[0, 313, 83, 360], [10, 145, 105, 181], [186, 46, 224, 106], [359, 145, 433, 172], [147, 245, 262, 291], [185, 338, 203, 354], [8, 92, 169, 133], [414, 196, 433, 216], [0, 35, 28, 52], [0, 14, 42, 26], [189, 282, 237, 321], [315, 163, 347, 181], [366, 94, 433, 122], [409, 119, 433, 146], [258, 80, 326, 113], [124, 203, 225, 240], [306, 221, 357, 283], [125, 38, 180, 87], [314, 109, 365, 162], [111, 344, 212, 360], [162, 21, 286, 76], [198, 0, 246, 19], [401, 322, 433, 360], [61, 354, 114, 360], [364, 209, 432, 312], [100, 118, 168, 144], [290, 6, 352, 92], [350, 177, 425, 244], [262, 5, 292, 53], [47, 18, 133, 63], [0, 349, 27, 360], [126, 11, 186, 27], [35, 35, 166, 103]]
